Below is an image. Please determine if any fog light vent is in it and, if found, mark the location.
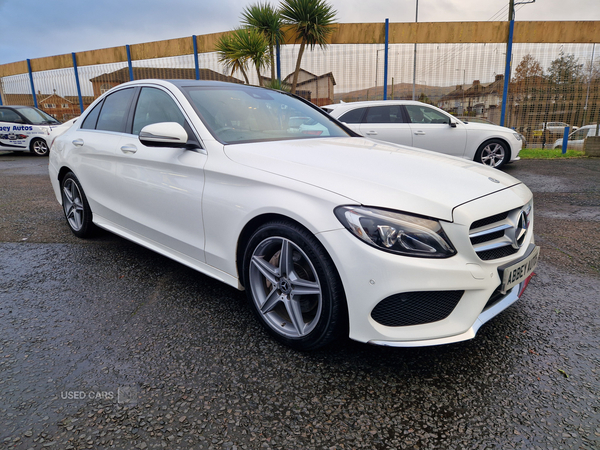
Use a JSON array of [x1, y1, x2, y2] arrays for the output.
[[371, 291, 464, 327]]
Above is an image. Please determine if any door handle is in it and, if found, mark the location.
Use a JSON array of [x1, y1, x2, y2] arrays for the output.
[[72, 139, 84, 147], [365, 131, 378, 136], [120, 144, 137, 154], [414, 131, 425, 136]]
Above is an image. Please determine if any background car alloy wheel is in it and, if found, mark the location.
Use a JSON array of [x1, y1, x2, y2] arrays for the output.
[[61, 172, 95, 238], [243, 221, 346, 351], [30, 138, 49, 156], [475, 139, 509, 168]]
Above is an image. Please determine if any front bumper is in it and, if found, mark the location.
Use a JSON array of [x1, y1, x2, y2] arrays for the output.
[[318, 183, 536, 346], [369, 272, 534, 347]]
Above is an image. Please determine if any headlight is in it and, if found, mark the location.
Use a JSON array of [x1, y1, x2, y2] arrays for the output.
[[513, 133, 521, 141], [334, 206, 456, 258]]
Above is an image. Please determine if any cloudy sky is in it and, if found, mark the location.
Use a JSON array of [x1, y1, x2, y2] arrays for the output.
[[0, 0, 599, 65]]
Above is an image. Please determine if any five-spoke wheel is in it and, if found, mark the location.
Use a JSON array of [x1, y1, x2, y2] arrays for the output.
[[61, 172, 95, 238], [243, 221, 345, 350]]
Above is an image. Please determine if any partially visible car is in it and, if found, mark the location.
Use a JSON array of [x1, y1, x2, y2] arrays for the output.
[[49, 79, 538, 351], [323, 101, 523, 168], [458, 116, 527, 149], [533, 121, 577, 139], [0, 105, 61, 156], [552, 124, 598, 150]]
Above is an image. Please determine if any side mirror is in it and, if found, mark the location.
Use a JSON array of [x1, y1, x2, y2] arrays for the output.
[[139, 122, 188, 147], [449, 121, 457, 128]]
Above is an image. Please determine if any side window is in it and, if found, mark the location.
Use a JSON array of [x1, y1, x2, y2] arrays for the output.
[[80, 102, 103, 130], [570, 128, 589, 140], [364, 106, 406, 124], [95, 88, 135, 133], [338, 108, 366, 124], [406, 105, 449, 124], [132, 87, 186, 135], [0, 108, 24, 124]]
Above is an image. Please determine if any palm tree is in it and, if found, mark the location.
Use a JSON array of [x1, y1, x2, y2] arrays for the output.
[[234, 27, 270, 86], [279, 0, 337, 94], [215, 31, 250, 85], [241, 2, 282, 81], [215, 28, 270, 86]]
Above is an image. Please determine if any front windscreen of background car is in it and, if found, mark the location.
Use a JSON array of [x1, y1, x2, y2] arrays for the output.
[[183, 86, 350, 144], [16, 107, 60, 125]]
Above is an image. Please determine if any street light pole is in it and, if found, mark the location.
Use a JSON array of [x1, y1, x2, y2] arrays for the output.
[[412, 0, 418, 101], [456, 68, 465, 114]]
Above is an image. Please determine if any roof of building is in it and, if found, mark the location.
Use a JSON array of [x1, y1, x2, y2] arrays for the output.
[[89, 67, 243, 84]]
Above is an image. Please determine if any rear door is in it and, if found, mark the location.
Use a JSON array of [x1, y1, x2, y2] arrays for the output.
[[357, 104, 413, 146], [335, 106, 367, 135], [69, 87, 136, 222]]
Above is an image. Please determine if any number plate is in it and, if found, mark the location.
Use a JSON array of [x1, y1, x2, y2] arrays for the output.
[[499, 245, 540, 294]]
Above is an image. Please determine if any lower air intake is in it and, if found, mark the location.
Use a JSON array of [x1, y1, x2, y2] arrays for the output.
[[371, 291, 464, 327]]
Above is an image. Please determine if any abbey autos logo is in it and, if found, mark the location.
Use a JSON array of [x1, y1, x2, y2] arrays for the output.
[[0, 125, 34, 132]]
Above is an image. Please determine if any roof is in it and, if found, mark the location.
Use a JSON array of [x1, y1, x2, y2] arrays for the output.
[[282, 69, 336, 86]]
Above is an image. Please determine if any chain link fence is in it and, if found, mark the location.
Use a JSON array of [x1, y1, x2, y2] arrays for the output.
[[1, 23, 598, 148]]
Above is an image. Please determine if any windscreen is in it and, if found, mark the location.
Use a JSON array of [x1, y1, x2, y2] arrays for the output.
[[183, 86, 350, 144]]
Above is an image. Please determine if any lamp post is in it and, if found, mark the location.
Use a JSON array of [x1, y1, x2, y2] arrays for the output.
[[501, 0, 535, 127], [456, 69, 466, 114], [375, 48, 385, 87], [412, 0, 418, 101]]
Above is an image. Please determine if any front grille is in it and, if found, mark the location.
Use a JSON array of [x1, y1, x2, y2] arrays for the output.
[[471, 211, 509, 230], [371, 291, 464, 327], [477, 245, 519, 261], [469, 203, 532, 261]]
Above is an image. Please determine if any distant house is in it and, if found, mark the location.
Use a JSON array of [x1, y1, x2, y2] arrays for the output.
[[89, 67, 244, 98], [2, 92, 93, 121], [263, 69, 336, 106], [38, 92, 81, 121], [438, 74, 505, 122], [285, 69, 336, 106]]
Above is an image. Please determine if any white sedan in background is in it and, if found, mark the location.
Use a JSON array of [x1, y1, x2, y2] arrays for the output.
[[323, 100, 523, 168], [49, 80, 538, 350]]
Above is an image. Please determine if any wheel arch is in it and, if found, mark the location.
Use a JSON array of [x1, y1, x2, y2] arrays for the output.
[[235, 213, 348, 314], [236, 212, 350, 347], [57, 166, 74, 186], [236, 213, 313, 287]]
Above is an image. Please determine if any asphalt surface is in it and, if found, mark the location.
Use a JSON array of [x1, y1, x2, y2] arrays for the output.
[[0, 152, 599, 450]]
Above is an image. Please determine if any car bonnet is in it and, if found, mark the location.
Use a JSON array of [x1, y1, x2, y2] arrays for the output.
[[223, 137, 522, 222]]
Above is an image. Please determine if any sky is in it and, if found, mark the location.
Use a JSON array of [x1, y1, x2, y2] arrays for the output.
[[1, 0, 599, 65]]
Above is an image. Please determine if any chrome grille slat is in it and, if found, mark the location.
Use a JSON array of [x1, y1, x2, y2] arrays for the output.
[[469, 222, 513, 239], [472, 236, 514, 252], [469, 202, 532, 261]]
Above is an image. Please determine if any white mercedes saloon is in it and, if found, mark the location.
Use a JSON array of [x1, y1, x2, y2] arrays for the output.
[[49, 80, 539, 351]]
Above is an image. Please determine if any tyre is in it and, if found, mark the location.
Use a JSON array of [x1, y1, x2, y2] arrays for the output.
[[242, 221, 346, 351], [60, 172, 96, 238], [30, 138, 49, 156], [474, 139, 510, 168]]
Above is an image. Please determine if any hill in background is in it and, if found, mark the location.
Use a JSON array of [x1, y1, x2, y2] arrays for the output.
[[334, 82, 459, 105]]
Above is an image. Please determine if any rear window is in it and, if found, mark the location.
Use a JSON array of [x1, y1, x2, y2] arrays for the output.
[[182, 86, 350, 144], [338, 107, 367, 124]]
